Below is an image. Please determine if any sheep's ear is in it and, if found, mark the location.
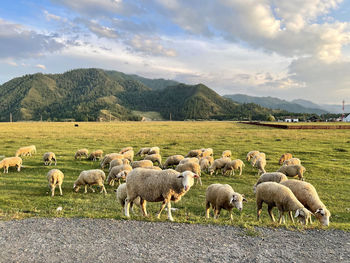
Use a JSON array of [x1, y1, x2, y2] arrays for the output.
[[73, 184, 76, 189], [294, 209, 300, 218], [315, 208, 325, 216], [177, 174, 184, 178], [242, 195, 247, 202]]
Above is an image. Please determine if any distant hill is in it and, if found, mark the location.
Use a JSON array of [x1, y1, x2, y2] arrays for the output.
[[224, 94, 328, 115]]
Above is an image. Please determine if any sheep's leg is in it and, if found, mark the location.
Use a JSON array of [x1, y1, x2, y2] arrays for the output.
[[197, 177, 202, 186], [125, 198, 131, 217], [268, 205, 275, 222], [17, 165, 21, 172], [89, 186, 95, 192], [51, 186, 55, 197], [140, 199, 148, 217], [157, 200, 167, 219], [278, 211, 285, 224], [214, 208, 220, 219], [288, 211, 294, 223], [239, 167, 242, 176], [166, 201, 174, 222], [98, 182, 107, 194], [232, 170, 235, 176], [205, 201, 211, 219], [229, 209, 233, 221], [59, 184, 63, 196], [257, 201, 263, 221], [84, 185, 88, 193]]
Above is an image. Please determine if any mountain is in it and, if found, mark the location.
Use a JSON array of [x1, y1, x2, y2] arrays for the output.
[[224, 94, 328, 115], [0, 68, 302, 122]]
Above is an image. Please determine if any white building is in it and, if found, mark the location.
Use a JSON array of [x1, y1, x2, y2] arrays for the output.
[[344, 114, 350, 122]]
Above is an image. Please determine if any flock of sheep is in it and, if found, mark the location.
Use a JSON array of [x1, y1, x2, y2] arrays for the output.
[[0, 145, 330, 227]]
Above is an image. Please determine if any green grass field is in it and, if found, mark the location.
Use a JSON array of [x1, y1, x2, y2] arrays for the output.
[[0, 121, 349, 231]]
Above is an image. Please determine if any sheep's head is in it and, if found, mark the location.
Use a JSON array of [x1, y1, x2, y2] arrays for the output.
[[294, 208, 312, 225], [73, 183, 80, 192], [116, 171, 128, 180], [315, 208, 331, 226], [230, 193, 247, 211], [178, 171, 198, 191]]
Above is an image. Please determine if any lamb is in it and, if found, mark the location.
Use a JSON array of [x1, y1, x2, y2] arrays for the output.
[[136, 147, 151, 156], [185, 149, 202, 158], [208, 157, 231, 175], [256, 182, 312, 225], [221, 150, 232, 158], [47, 169, 64, 197], [100, 153, 123, 168], [109, 158, 130, 171], [253, 172, 288, 193], [279, 153, 293, 165], [122, 150, 134, 162], [205, 184, 247, 220], [175, 162, 202, 185], [250, 152, 266, 167], [15, 145, 36, 157], [144, 154, 162, 166], [283, 158, 301, 166], [199, 158, 210, 173], [255, 157, 266, 176], [0, 157, 22, 173], [73, 169, 107, 194], [115, 183, 140, 210], [200, 148, 213, 158], [277, 164, 306, 180], [163, 155, 185, 169], [107, 164, 133, 186], [87, 150, 103, 161], [179, 157, 199, 165], [75, 149, 89, 160], [131, 160, 154, 169], [43, 152, 57, 166], [246, 150, 260, 161], [148, 146, 160, 155], [125, 168, 199, 221], [281, 180, 331, 226], [119, 147, 133, 154], [222, 159, 245, 176]]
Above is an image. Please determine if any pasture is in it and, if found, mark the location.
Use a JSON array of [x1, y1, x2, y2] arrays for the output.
[[0, 121, 349, 231]]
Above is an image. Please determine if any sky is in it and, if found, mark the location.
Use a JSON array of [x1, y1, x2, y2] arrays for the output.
[[0, 0, 350, 104]]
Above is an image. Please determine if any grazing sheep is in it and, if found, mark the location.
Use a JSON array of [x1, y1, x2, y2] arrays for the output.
[[144, 154, 162, 166], [122, 150, 134, 162], [201, 156, 214, 166], [100, 153, 123, 168], [136, 147, 151, 156], [73, 169, 107, 194], [277, 165, 306, 180], [148, 147, 160, 155], [0, 157, 22, 173], [142, 166, 162, 170], [175, 162, 202, 185], [246, 150, 260, 161], [281, 180, 331, 226], [221, 150, 232, 158], [179, 157, 199, 165], [43, 152, 57, 166], [253, 172, 288, 193], [109, 158, 130, 171], [200, 148, 213, 158], [208, 158, 231, 175], [255, 157, 266, 176], [163, 155, 185, 169], [87, 150, 103, 161], [47, 169, 64, 197], [125, 168, 199, 221], [205, 184, 247, 220], [131, 160, 154, 169], [279, 153, 293, 165], [107, 164, 133, 186], [115, 183, 140, 210], [15, 145, 36, 157], [250, 152, 266, 167], [222, 159, 245, 176], [256, 182, 312, 225], [283, 158, 301, 166], [185, 149, 202, 158], [119, 147, 133, 154], [199, 158, 210, 173], [75, 149, 89, 160]]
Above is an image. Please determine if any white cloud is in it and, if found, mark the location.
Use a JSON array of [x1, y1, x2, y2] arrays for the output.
[[127, 35, 176, 57], [36, 64, 46, 70], [43, 10, 64, 22]]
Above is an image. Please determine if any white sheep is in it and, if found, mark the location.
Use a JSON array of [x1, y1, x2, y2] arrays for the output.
[[277, 164, 306, 180], [107, 164, 133, 186], [222, 159, 245, 176], [250, 152, 266, 167], [199, 158, 210, 173], [47, 169, 64, 197], [131, 160, 154, 169], [200, 156, 214, 166], [100, 153, 123, 168], [205, 184, 247, 220], [109, 158, 130, 171], [87, 150, 103, 161], [0, 157, 22, 173], [185, 149, 202, 158], [221, 150, 232, 158], [246, 150, 260, 161], [144, 154, 162, 166], [125, 168, 199, 221], [256, 182, 312, 225], [163, 155, 185, 169], [15, 145, 36, 157], [73, 169, 107, 194], [115, 183, 140, 211], [119, 147, 133, 154], [208, 157, 231, 175], [200, 148, 213, 158], [43, 152, 57, 166], [283, 158, 301, 166], [281, 180, 331, 226], [255, 157, 266, 176], [179, 157, 199, 165], [148, 146, 160, 155], [75, 149, 89, 160], [136, 147, 151, 156], [122, 150, 134, 162], [279, 153, 293, 165], [253, 172, 288, 193], [175, 162, 202, 185]]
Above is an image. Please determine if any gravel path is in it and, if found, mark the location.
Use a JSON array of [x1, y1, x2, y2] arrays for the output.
[[0, 218, 349, 263]]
